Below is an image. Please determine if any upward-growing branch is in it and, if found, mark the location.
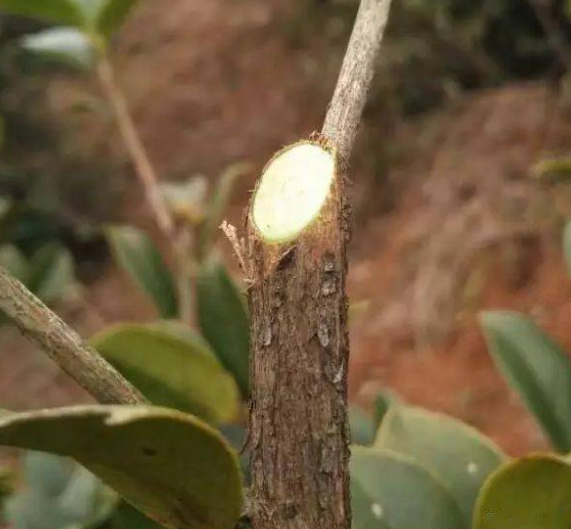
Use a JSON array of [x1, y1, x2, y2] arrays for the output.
[[322, 0, 392, 162], [245, 2, 393, 529]]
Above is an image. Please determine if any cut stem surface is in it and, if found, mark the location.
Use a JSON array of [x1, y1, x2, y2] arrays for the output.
[[252, 143, 335, 243]]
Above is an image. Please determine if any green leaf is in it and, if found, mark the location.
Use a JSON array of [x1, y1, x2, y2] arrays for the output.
[[349, 407, 375, 446], [374, 405, 506, 525], [29, 243, 77, 304], [351, 446, 466, 529], [91, 324, 239, 424], [106, 226, 178, 319], [0, 0, 84, 26], [0, 244, 30, 284], [197, 258, 250, 396], [372, 390, 398, 432], [21, 28, 95, 70], [5, 452, 118, 529], [474, 454, 571, 529], [67, 0, 142, 37], [351, 479, 391, 529], [147, 321, 216, 359], [95, 0, 142, 37], [480, 311, 571, 452], [0, 405, 243, 529]]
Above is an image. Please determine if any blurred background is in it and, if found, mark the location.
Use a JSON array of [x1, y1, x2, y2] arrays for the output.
[[1, 0, 571, 464]]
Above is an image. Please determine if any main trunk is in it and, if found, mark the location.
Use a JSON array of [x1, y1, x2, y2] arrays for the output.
[[247, 140, 351, 529]]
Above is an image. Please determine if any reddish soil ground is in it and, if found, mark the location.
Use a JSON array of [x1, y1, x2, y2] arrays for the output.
[[2, 0, 571, 465]]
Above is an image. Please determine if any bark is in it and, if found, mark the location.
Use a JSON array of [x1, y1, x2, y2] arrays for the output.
[[247, 141, 350, 529], [0, 267, 145, 405], [245, 2, 393, 529]]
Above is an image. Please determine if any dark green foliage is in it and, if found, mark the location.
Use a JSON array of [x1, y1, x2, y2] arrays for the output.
[[474, 455, 571, 529], [197, 257, 250, 397], [105, 226, 179, 319], [0, 406, 244, 529], [481, 311, 571, 452]]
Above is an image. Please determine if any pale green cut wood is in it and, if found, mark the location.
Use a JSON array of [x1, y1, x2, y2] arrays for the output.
[[91, 324, 240, 424], [481, 311, 571, 452], [474, 454, 571, 529], [0, 406, 243, 529], [251, 142, 336, 243], [374, 405, 506, 525], [350, 446, 466, 529]]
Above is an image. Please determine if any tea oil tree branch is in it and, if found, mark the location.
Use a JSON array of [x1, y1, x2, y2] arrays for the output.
[[245, 2, 393, 529]]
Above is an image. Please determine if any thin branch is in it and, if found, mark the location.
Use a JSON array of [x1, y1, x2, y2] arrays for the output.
[[97, 56, 175, 238], [0, 267, 146, 405], [322, 0, 393, 162]]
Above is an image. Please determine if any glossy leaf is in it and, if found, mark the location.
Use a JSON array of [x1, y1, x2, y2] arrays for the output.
[[21, 28, 95, 70], [0, 244, 29, 284], [0, 0, 83, 26], [0, 405, 243, 529], [197, 257, 250, 396], [91, 324, 239, 424], [5, 452, 118, 529], [375, 405, 506, 524], [474, 454, 571, 529], [29, 243, 77, 304], [107, 501, 166, 529], [481, 311, 571, 452], [106, 226, 178, 319], [351, 446, 466, 529]]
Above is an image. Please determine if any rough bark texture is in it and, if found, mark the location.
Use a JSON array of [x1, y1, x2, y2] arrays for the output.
[[247, 142, 350, 529], [246, 2, 393, 529], [0, 267, 145, 405]]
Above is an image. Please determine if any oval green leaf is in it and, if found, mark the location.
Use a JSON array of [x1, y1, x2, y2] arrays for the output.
[[0, 406, 243, 529], [351, 447, 466, 529], [6, 452, 118, 529], [375, 405, 506, 525], [480, 311, 571, 452], [474, 454, 571, 529], [91, 324, 239, 424], [196, 258, 250, 396], [106, 226, 178, 319]]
